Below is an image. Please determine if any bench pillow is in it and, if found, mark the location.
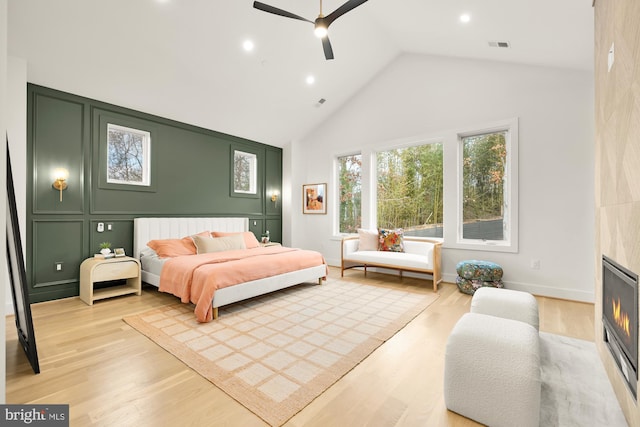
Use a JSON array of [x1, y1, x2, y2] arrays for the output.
[[378, 228, 405, 252], [357, 228, 379, 251]]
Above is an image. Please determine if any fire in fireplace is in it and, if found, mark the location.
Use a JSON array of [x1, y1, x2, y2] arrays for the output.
[[603, 255, 638, 399]]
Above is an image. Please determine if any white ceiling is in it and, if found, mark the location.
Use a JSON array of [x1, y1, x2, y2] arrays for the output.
[[8, 0, 594, 147]]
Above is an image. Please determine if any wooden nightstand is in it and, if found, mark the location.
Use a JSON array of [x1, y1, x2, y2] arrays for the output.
[[79, 256, 141, 305]]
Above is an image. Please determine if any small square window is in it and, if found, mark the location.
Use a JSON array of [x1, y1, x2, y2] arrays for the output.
[[233, 150, 257, 195], [106, 123, 151, 187]]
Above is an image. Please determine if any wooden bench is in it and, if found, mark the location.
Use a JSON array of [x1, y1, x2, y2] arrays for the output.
[[341, 235, 442, 291]]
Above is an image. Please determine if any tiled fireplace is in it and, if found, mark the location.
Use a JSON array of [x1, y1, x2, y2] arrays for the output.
[[602, 256, 638, 398]]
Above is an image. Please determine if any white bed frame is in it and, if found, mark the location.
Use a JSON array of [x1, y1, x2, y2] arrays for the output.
[[133, 217, 326, 319]]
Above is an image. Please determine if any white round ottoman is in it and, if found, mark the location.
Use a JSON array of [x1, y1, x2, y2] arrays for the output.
[[471, 287, 539, 330], [444, 312, 541, 427]]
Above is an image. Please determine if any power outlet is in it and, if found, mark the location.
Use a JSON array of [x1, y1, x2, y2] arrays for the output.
[[530, 259, 540, 270], [55, 262, 63, 272]]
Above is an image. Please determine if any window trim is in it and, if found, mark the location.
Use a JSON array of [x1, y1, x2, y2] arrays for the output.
[[452, 118, 519, 253], [331, 118, 518, 255], [106, 123, 151, 187]]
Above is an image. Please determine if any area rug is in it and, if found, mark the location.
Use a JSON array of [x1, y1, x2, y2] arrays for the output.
[[539, 332, 628, 427], [124, 279, 438, 426]]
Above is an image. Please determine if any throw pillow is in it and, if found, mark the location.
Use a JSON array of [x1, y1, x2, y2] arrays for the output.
[[357, 228, 379, 251], [378, 228, 405, 252], [211, 231, 261, 249], [147, 231, 210, 258], [192, 234, 246, 254]]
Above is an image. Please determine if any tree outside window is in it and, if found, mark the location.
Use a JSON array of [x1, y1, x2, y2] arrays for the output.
[[107, 124, 151, 186], [233, 150, 257, 194], [461, 131, 507, 241], [338, 154, 362, 233], [376, 143, 443, 237]]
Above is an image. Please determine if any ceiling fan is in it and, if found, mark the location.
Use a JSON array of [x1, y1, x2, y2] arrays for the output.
[[253, 0, 369, 60]]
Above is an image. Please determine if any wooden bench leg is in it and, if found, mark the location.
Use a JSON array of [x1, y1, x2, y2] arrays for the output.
[[213, 307, 219, 319]]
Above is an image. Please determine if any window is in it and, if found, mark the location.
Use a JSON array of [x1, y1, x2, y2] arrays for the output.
[[337, 154, 362, 233], [107, 123, 151, 186], [458, 124, 517, 250], [376, 143, 443, 237], [233, 150, 257, 195]]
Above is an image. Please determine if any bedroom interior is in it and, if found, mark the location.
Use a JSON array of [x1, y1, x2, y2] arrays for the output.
[[1, 0, 639, 426]]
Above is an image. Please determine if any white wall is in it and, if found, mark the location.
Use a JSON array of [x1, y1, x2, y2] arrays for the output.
[[1, 0, 9, 403], [5, 56, 27, 316], [291, 53, 595, 302]]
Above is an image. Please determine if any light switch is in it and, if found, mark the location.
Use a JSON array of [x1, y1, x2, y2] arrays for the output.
[[107, 223, 113, 231], [55, 262, 63, 271]]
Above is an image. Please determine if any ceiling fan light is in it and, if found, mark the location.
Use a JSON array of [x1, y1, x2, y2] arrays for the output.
[[314, 25, 328, 38]]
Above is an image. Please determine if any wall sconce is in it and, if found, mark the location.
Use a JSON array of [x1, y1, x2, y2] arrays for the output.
[[52, 168, 68, 202]]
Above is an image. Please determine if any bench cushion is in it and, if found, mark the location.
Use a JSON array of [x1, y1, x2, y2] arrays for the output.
[[344, 250, 433, 271]]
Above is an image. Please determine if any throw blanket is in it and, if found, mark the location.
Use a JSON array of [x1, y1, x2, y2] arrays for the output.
[[159, 246, 327, 322]]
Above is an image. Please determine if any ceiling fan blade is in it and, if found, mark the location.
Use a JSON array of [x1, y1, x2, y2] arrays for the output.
[[325, 0, 368, 27], [322, 37, 335, 60], [253, 1, 313, 23]]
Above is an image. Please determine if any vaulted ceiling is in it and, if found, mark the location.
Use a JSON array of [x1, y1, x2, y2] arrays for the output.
[[8, 0, 593, 147]]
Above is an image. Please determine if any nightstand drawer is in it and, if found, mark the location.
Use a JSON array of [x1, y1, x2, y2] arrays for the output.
[[93, 261, 139, 282]]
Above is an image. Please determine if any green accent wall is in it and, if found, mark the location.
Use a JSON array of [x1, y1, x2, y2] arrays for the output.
[[26, 84, 282, 303]]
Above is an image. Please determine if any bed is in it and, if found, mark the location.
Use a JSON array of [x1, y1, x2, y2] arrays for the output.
[[133, 217, 327, 322]]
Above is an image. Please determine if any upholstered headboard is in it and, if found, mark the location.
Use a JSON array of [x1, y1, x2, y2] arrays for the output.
[[133, 217, 249, 259]]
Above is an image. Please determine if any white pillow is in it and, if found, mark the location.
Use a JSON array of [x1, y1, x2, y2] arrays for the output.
[[192, 234, 246, 254], [357, 228, 379, 251]]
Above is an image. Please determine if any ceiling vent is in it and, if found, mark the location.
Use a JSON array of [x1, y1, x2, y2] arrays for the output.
[[488, 41, 511, 48]]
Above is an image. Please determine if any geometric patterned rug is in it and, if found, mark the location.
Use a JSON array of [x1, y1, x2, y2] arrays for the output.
[[123, 277, 438, 426]]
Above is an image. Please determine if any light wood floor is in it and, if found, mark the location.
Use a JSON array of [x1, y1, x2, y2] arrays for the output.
[[6, 267, 595, 426]]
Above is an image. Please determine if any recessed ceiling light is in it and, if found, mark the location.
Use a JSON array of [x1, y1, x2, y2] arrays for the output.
[[243, 40, 255, 52], [306, 75, 315, 85], [460, 13, 471, 23]]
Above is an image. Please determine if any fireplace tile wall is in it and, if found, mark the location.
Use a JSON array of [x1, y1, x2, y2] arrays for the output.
[[595, 0, 640, 424]]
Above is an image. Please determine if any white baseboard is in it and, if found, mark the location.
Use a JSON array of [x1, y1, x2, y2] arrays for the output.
[[442, 273, 594, 303], [328, 259, 594, 303]]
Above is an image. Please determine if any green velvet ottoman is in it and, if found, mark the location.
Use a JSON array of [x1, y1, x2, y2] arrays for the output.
[[455, 260, 504, 295]]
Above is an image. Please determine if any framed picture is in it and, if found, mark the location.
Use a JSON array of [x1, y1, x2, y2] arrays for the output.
[[114, 248, 126, 257], [303, 183, 327, 214]]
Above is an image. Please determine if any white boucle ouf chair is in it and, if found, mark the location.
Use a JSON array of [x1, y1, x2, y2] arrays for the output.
[[470, 287, 540, 330], [444, 312, 541, 427]]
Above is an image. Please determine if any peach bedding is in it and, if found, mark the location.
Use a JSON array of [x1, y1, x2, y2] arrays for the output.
[[159, 246, 327, 322]]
